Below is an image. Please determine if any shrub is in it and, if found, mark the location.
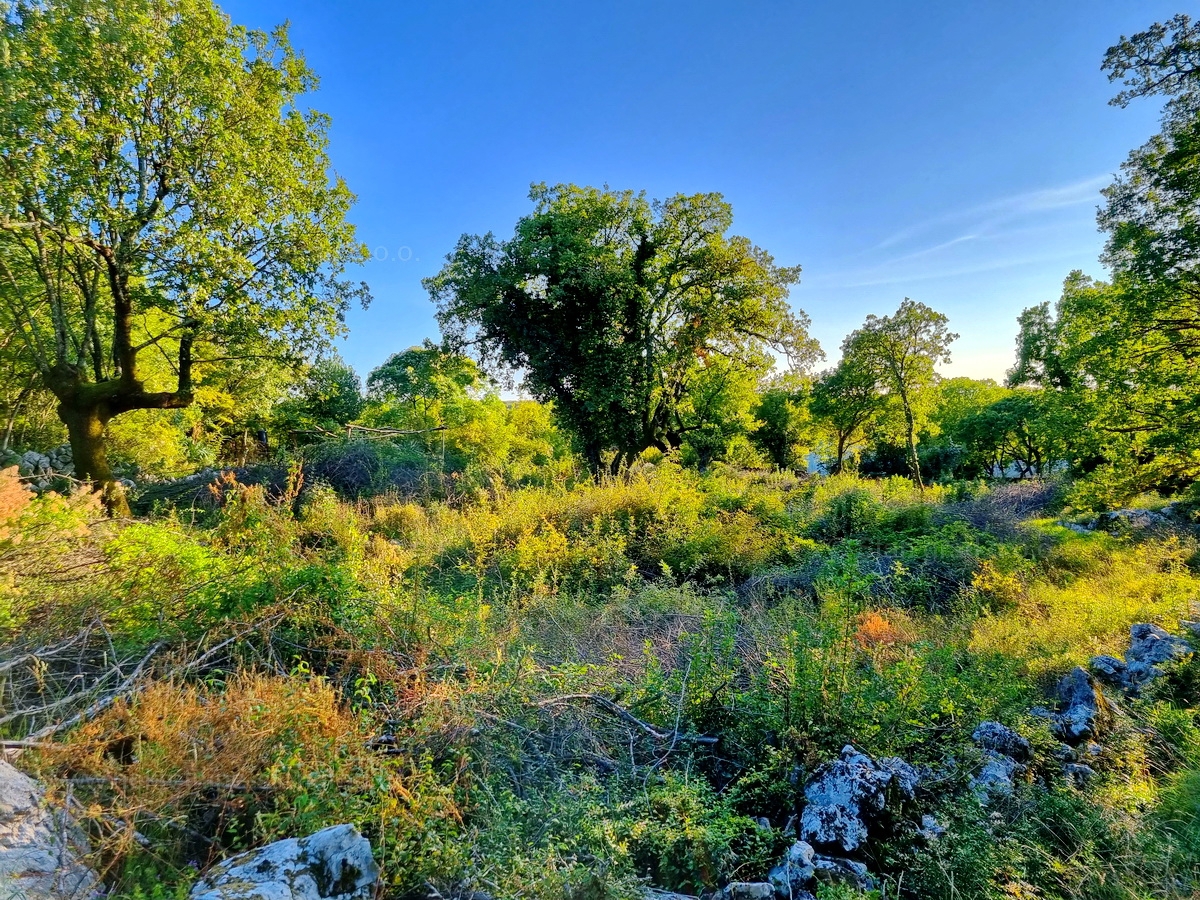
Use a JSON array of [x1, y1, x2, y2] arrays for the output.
[[39, 674, 464, 896]]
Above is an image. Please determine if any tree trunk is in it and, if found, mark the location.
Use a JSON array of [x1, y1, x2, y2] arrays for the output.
[[58, 399, 130, 516], [900, 395, 923, 491]]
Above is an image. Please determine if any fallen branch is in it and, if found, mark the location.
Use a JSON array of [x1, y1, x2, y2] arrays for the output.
[[0, 628, 94, 674], [535, 694, 718, 745], [26, 643, 161, 742]]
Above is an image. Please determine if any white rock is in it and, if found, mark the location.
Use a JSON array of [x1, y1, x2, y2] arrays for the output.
[[972, 721, 1031, 762], [768, 840, 816, 896], [970, 750, 1021, 802], [724, 883, 774, 900], [799, 745, 914, 854], [0, 759, 98, 900], [189, 824, 378, 900]]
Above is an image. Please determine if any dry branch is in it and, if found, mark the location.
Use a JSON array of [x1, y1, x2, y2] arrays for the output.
[[534, 693, 718, 745], [26, 642, 162, 741]]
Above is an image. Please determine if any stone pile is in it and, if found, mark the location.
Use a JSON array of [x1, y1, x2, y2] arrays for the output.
[[969, 720, 1030, 801], [723, 746, 920, 900], [1, 445, 76, 494], [1091, 623, 1193, 695]]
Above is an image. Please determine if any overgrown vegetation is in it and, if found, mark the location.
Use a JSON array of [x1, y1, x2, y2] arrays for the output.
[[2, 459, 1198, 899], [3, 3, 1200, 900]]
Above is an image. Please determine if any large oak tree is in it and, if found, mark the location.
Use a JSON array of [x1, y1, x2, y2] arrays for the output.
[[0, 0, 368, 510], [427, 184, 820, 474]]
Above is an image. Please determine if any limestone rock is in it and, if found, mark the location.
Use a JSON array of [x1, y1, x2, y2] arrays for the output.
[[1089, 624, 1191, 695], [972, 722, 1031, 762], [189, 824, 379, 900], [1063, 763, 1096, 787], [918, 814, 946, 841], [1089, 654, 1127, 687], [1125, 624, 1191, 690], [970, 751, 1021, 802], [812, 856, 872, 892], [1095, 508, 1169, 532], [799, 745, 914, 854], [1055, 667, 1113, 744], [723, 883, 774, 900], [0, 759, 98, 900], [767, 840, 816, 897]]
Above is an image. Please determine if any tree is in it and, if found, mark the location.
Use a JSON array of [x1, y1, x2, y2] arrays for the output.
[[751, 373, 815, 471], [427, 183, 821, 474], [841, 300, 957, 489], [274, 354, 363, 439], [0, 0, 368, 510], [810, 357, 884, 473], [366, 341, 483, 433], [1002, 16, 1200, 504]]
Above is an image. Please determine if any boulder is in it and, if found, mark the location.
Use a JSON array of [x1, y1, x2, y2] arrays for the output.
[[1089, 654, 1126, 685], [0, 759, 98, 900], [767, 840, 816, 897], [799, 746, 916, 854], [918, 814, 945, 841], [1095, 508, 1169, 532], [812, 856, 873, 892], [1124, 624, 1191, 690], [1055, 667, 1113, 744], [189, 824, 379, 900], [1062, 763, 1096, 787], [970, 751, 1021, 802], [971, 722, 1031, 762], [724, 884, 774, 900], [1089, 624, 1192, 694]]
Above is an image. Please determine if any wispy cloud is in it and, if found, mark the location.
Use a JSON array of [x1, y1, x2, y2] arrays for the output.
[[820, 249, 1088, 289], [808, 175, 1109, 290], [874, 175, 1109, 252]]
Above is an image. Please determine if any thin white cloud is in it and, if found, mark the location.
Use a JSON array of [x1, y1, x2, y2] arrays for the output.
[[874, 174, 1109, 251], [811, 248, 1090, 289]]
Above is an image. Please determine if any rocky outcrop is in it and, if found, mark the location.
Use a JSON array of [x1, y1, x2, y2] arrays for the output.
[[799, 745, 917, 855], [972, 721, 1031, 762], [767, 839, 816, 898], [0, 759, 98, 900], [189, 824, 379, 900], [1054, 667, 1115, 745], [1094, 508, 1171, 531], [1091, 624, 1192, 694], [723, 883, 775, 900], [756, 746, 913, 898]]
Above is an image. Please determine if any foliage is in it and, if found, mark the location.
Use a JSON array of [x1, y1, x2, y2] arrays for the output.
[[0, 0, 368, 504], [428, 183, 821, 473], [4, 454, 1200, 900], [273, 354, 365, 439], [810, 356, 885, 473], [841, 300, 957, 488], [752, 373, 816, 470]]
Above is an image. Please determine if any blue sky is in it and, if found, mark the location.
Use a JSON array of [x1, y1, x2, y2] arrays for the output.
[[221, 0, 1181, 382]]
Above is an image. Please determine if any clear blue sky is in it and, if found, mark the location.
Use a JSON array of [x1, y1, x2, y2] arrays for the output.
[[221, 0, 1181, 382]]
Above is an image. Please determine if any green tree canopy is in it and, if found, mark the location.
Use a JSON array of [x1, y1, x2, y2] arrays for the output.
[[426, 183, 821, 474], [367, 342, 482, 407], [840, 299, 957, 489], [751, 373, 815, 471], [1005, 15, 1200, 504], [0, 0, 368, 509], [810, 356, 884, 474], [273, 353, 363, 439]]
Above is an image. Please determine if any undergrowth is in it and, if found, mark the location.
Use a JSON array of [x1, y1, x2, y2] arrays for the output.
[[1, 462, 1197, 899]]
